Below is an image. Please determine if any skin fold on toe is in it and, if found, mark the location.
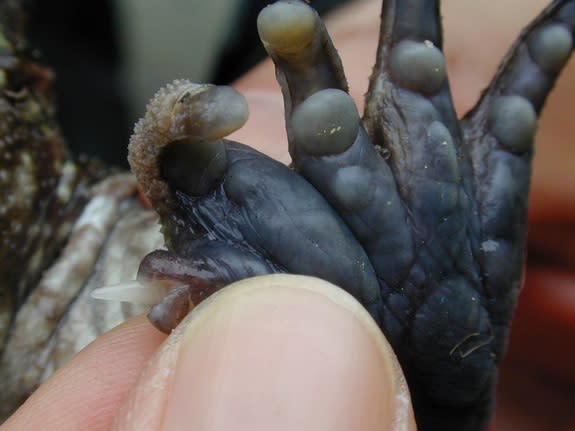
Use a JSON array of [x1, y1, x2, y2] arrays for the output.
[[116, 1, 575, 430]]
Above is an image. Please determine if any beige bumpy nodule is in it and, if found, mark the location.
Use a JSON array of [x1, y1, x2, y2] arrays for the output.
[[128, 79, 248, 217]]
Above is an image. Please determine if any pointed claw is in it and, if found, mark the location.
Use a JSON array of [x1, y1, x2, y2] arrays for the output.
[[92, 265, 219, 333], [91, 280, 166, 305], [136, 247, 261, 333]]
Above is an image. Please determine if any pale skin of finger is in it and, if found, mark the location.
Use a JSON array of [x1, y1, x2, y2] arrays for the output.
[[0, 316, 166, 431], [232, 0, 575, 222], [113, 275, 416, 431]]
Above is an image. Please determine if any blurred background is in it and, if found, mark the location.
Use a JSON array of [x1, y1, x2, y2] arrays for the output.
[[27, 0, 351, 167]]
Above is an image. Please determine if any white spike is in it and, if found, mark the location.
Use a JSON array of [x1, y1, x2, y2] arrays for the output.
[[91, 280, 166, 305]]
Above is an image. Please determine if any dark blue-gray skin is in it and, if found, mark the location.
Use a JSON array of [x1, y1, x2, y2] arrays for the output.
[[126, 1, 575, 429]]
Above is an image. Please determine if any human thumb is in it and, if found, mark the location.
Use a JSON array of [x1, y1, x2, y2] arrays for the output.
[[113, 274, 416, 431]]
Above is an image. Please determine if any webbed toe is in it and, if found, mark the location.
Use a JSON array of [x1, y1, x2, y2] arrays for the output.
[[108, 1, 575, 430]]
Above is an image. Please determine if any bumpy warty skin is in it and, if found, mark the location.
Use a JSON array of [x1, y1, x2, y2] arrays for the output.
[[128, 1, 575, 430]]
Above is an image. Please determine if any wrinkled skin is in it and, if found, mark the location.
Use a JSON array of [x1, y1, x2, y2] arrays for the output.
[[124, 1, 575, 430]]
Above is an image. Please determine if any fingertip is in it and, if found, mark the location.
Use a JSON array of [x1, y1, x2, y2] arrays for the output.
[[115, 275, 415, 431], [3, 315, 165, 431]]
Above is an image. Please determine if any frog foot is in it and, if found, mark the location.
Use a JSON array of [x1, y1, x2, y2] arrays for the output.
[[94, 1, 574, 429]]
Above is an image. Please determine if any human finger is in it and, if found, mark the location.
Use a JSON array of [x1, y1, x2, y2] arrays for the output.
[[113, 274, 416, 431], [0, 316, 166, 431]]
